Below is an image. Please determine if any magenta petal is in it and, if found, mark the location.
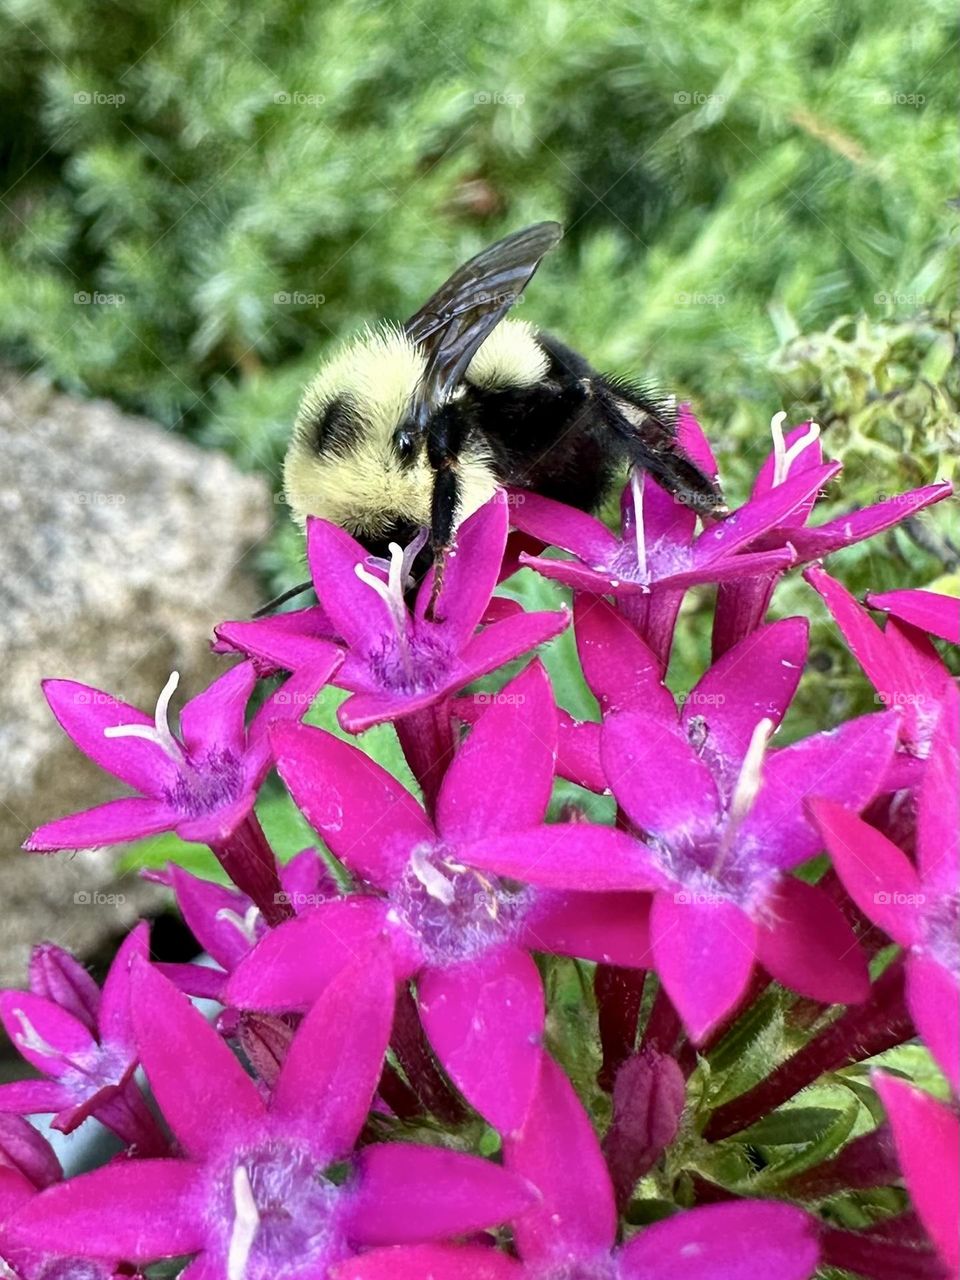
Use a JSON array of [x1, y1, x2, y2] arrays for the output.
[[521, 892, 653, 968], [417, 492, 508, 643], [874, 1072, 960, 1273], [740, 710, 899, 870], [0, 1115, 60, 1189], [556, 713, 606, 792], [751, 422, 823, 499], [349, 1143, 532, 1245], [602, 712, 720, 841], [695, 463, 839, 562], [271, 951, 394, 1155], [98, 922, 150, 1051], [248, 652, 343, 750], [504, 1054, 617, 1261], [906, 956, 960, 1092], [804, 565, 901, 696], [437, 661, 557, 843], [333, 1244, 524, 1280], [28, 945, 101, 1034], [510, 491, 621, 563], [216, 616, 338, 675], [619, 1201, 820, 1280], [629, 466, 696, 551], [307, 517, 396, 648], [683, 618, 808, 796], [867, 587, 960, 644], [272, 722, 433, 887], [458, 608, 571, 683], [0, 992, 96, 1077], [40, 678, 179, 795], [174, 792, 255, 847], [24, 796, 175, 852], [417, 946, 544, 1134], [651, 894, 756, 1043], [178, 661, 256, 758], [0, 1080, 75, 1114], [917, 683, 960, 890], [4, 1159, 203, 1260], [755, 878, 870, 1004], [574, 594, 675, 719], [460, 825, 667, 892], [790, 482, 952, 560], [131, 960, 264, 1158], [519, 553, 628, 595], [169, 866, 256, 971], [677, 404, 720, 478], [226, 898, 392, 1011], [810, 798, 922, 946]]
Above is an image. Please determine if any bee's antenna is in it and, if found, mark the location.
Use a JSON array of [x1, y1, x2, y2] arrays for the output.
[[252, 578, 314, 618]]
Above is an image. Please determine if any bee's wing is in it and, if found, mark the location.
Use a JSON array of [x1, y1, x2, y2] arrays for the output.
[[405, 221, 562, 429]]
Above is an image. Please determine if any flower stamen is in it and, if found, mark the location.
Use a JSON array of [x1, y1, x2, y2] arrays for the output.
[[227, 1164, 260, 1280], [410, 846, 456, 905], [713, 717, 774, 874], [631, 469, 648, 582], [771, 412, 822, 486], [103, 671, 185, 763]]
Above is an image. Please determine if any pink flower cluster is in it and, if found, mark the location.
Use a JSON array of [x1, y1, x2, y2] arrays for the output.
[[2, 410, 956, 1280]]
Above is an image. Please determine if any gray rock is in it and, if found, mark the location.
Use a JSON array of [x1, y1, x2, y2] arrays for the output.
[[0, 373, 274, 985]]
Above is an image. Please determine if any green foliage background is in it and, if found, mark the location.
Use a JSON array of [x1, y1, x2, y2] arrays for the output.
[[1, 0, 957, 785]]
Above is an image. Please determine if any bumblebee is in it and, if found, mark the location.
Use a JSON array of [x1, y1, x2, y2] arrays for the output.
[[280, 222, 725, 608]]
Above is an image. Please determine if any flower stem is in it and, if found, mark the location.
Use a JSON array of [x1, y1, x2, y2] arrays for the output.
[[395, 698, 456, 818], [209, 811, 292, 926], [95, 1080, 167, 1156], [595, 965, 647, 1091], [820, 1217, 950, 1280], [393, 984, 467, 1124], [705, 958, 912, 1141], [784, 1124, 900, 1201]]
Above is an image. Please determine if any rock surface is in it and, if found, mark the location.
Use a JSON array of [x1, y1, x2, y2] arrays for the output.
[[0, 373, 274, 984]]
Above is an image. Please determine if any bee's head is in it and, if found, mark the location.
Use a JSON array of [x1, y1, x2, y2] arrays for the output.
[[284, 323, 497, 543]]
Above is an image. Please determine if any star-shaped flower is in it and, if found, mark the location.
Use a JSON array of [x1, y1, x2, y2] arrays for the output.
[[6, 958, 532, 1277], [217, 492, 568, 733], [713, 414, 952, 655], [511, 408, 822, 672], [227, 662, 656, 1132], [24, 660, 338, 919], [811, 683, 959, 1089], [0, 925, 163, 1153], [333, 1053, 823, 1280]]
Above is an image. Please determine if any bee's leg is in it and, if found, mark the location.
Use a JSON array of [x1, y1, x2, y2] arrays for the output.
[[426, 460, 460, 622], [601, 384, 728, 516]]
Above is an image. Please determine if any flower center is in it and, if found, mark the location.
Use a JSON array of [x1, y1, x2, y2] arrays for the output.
[[36, 1262, 114, 1280], [354, 536, 455, 695], [8, 1008, 129, 1096], [390, 842, 532, 966], [533, 1255, 620, 1280], [219, 1142, 347, 1280]]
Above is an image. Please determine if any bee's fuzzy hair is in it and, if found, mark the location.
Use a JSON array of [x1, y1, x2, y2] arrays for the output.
[[284, 323, 498, 537], [465, 319, 549, 390]]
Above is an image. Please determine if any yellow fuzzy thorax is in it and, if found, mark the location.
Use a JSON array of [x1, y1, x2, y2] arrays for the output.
[[283, 320, 543, 537]]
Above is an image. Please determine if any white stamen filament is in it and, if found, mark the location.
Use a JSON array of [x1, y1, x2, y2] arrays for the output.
[[410, 847, 456, 905], [770, 411, 822, 486], [103, 671, 184, 763], [631, 470, 648, 582], [713, 717, 774, 875], [215, 905, 262, 947], [401, 527, 430, 585], [356, 540, 418, 683], [227, 1165, 260, 1280], [11, 1009, 60, 1060]]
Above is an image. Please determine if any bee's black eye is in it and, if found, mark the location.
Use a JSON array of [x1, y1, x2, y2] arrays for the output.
[[395, 430, 415, 461]]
